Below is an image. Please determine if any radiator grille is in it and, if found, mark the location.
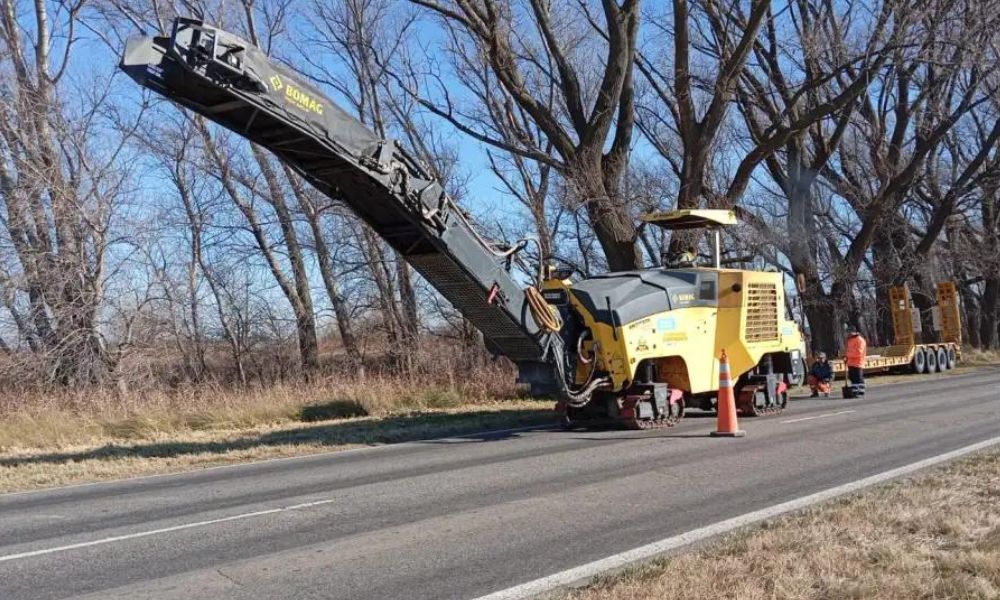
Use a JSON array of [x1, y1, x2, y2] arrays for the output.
[[745, 283, 779, 343]]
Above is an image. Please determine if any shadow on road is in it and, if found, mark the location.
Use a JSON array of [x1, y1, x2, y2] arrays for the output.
[[0, 409, 553, 469]]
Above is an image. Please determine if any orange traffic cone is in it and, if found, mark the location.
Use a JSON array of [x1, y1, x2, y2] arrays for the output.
[[711, 349, 746, 437]]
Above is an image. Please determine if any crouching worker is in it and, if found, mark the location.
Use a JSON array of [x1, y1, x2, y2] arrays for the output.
[[808, 352, 833, 398]]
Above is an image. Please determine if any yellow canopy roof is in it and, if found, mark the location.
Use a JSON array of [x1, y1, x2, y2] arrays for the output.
[[642, 209, 737, 230]]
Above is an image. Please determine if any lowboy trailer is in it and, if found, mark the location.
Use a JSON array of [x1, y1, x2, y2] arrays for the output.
[[828, 282, 962, 377]]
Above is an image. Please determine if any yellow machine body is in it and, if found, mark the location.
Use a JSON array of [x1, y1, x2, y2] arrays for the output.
[[539, 209, 805, 427], [542, 268, 804, 396]]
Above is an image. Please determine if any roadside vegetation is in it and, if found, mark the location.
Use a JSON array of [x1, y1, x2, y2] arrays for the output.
[[560, 448, 1000, 600], [960, 348, 1000, 367], [0, 341, 556, 493], [0, 400, 551, 493], [0, 342, 523, 447]]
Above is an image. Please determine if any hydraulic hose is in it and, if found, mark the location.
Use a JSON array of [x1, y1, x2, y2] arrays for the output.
[[525, 286, 562, 333], [563, 337, 604, 407], [525, 286, 607, 406]]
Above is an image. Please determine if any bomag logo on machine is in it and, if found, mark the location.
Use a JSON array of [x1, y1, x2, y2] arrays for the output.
[[268, 75, 324, 116], [671, 292, 695, 306]]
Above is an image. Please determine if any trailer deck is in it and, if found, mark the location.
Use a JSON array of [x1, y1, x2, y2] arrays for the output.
[[826, 282, 962, 378]]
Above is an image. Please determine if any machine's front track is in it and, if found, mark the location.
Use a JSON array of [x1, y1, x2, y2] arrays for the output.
[[557, 386, 686, 430], [735, 374, 789, 417], [558, 369, 793, 429], [621, 392, 685, 430]]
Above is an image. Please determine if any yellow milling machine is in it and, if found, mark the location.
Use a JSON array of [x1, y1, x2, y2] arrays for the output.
[[121, 19, 805, 431], [539, 210, 806, 429]]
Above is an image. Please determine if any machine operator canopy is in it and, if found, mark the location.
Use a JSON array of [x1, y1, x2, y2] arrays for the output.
[[642, 209, 737, 231]]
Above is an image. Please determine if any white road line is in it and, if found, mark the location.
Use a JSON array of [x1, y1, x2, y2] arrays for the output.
[[781, 410, 856, 424], [470, 435, 1000, 600], [0, 497, 342, 563]]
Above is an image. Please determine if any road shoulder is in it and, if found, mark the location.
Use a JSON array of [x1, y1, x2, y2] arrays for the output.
[[554, 443, 1000, 600]]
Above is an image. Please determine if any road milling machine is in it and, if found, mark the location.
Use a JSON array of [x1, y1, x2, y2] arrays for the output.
[[122, 18, 806, 430]]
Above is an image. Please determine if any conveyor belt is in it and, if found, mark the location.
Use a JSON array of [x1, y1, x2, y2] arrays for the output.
[[121, 18, 558, 378]]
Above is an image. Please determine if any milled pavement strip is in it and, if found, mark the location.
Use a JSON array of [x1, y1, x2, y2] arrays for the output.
[[471, 435, 1000, 600]]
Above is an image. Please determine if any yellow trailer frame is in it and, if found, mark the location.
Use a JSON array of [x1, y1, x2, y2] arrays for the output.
[[828, 282, 962, 376]]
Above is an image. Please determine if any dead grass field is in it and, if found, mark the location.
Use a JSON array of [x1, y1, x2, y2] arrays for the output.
[[0, 371, 523, 449], [0, 400, 551, 492], [0, 369, 552, 492], [560, 447, 1000, 600], [960, 348, 1000, 366]]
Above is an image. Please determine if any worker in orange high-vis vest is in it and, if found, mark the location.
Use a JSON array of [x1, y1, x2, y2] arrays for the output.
[[845, 327, 867, 397]]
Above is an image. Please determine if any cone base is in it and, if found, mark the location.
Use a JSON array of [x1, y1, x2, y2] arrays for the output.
[[710, 430, 746, 437]]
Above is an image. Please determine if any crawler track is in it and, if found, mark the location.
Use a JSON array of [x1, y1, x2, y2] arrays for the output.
[[624, 413, 684, 430], [736, 384, 788, 417]]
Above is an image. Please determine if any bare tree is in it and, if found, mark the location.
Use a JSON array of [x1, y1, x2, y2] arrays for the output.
[[0, 0, 139, 384], [725, 0, 905, 351], [637, 0, 771, 217], [305, 0, 422, 355], [404, 0, 642, 270], [812, 0, 1000, 342]]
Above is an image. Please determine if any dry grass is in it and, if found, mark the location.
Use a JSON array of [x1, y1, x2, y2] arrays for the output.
[[0, 400, 551, 493], [560, 448, 1000, 600], [961, 348, 1000, 366], [0, 371, 523, 450], [0, 362, 554, 493]]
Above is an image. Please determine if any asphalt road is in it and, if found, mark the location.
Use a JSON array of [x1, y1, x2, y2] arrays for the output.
[[2, 368, 999, 600]]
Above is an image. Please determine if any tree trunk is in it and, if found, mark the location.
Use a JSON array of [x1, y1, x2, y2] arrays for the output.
[[871, 230, 901, 345], [286, 167, 362, 366], [396, 257, 419, 342], [251, 147, 320, 372], [575, 153, 640, 272], [958, 283, 981, 348], [782, 156, 843, 354], [872, 283, 893, 346], [802, 303, 832, 355], [911, 287, 939, 344], [360, 227, 404, 346], [980, 277, 1000, 349]]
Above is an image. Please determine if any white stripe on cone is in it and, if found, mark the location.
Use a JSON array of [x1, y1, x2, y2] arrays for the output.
[[719, 353, 732, 388]]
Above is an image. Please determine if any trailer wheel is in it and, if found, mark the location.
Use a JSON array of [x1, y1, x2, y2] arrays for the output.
[[947, 346, 958, 368], [910, 348, 927, 374], [925, 347, 938, 373], [936, 347, 949, 371]]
